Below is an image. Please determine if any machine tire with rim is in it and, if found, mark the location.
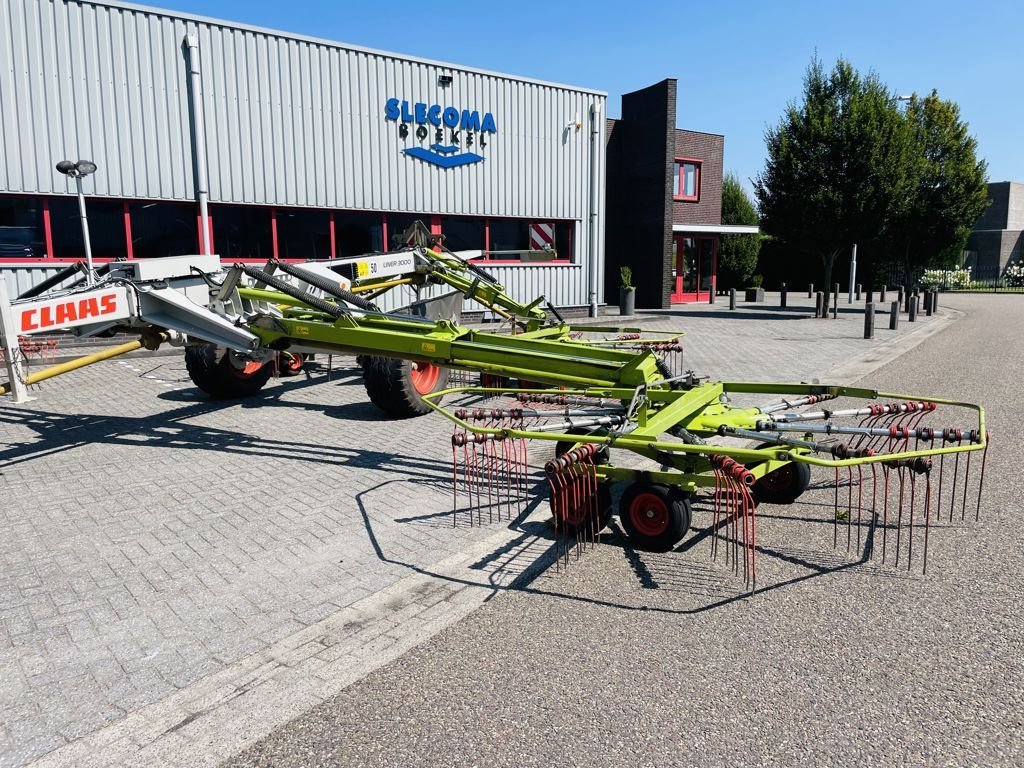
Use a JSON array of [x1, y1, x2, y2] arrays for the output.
[[751, 443, 812, 505], [360, 355, 449, 418], [618, 482, 691, 551], [185, 343, 274, 399]]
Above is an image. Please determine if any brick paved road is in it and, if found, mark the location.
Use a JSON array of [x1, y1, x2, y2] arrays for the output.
[[0, 293, 949, 766]]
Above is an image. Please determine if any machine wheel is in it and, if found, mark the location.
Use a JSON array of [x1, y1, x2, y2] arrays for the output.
[[185, 343, 273, 399], [278, 351, 307, 377], [618, 482, 691, 552], [751, 443, 812, 504], [551, 482, 614, 536], [555, 428, 610, 466], [360, 355, 449, 418]]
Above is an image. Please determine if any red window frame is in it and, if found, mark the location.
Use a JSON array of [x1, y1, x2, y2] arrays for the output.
[[673, 158, 701, 202]]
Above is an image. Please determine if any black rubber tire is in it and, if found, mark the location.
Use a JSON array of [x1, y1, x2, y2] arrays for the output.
[[555, 428, 611, 466], [751, 443, 812, 505], [360, 355, 449, 418], [618, 482, 691, 552], [550, 482, 614, 536], [185, 343, 273, 399]]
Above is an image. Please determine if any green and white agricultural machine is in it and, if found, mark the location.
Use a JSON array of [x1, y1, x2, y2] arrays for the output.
[[1, 238, 988, 589]]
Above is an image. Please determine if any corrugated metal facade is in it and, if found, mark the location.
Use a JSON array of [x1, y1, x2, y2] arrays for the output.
[[0, 0, 606, 308]]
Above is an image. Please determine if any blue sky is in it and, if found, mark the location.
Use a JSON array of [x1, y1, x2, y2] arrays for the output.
[[146, 0, 1023, 197]]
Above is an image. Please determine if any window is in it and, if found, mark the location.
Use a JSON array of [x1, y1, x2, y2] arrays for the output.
[[439, 217, 485, 253], [50, 197, 128, 259], [0, 195, 45, 258], [128, 201, 197, 259], [673, 159, 701, 201], [488, 219, 528, 256], [386, 214, 430, 250], [277, 208, 331, 261], [212, 205, 272, 260], [336, 212, 384, 257]]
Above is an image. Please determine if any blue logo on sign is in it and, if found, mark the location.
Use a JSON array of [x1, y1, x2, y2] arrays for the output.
[[384, 98, 496, 168]]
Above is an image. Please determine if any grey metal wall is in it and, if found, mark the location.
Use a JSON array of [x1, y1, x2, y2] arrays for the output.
[[0, 0, 607, 307]]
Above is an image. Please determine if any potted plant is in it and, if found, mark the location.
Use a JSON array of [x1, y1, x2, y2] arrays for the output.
[[619, 266, 636, 316], [744, 274, 765, 303]]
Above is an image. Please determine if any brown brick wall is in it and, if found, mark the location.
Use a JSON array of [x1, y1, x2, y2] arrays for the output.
[[672, 130, 724, 226]]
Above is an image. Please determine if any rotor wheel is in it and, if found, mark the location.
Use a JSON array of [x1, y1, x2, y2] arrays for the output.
[[551, 482, 614, 536], [185, 343, 273, 399], [361, 355, 449, 418], [278, 351, 307, 377], [751, 443, 812, 505], [618, 482, 691, 551]]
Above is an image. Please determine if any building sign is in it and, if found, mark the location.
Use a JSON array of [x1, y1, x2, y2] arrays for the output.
[[384, 98, 497, 168]]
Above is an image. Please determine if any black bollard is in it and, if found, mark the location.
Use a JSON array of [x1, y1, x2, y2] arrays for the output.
[[729, 288, 736, 310], [880, 284, 887, 303], [814, 291, 824, 318], [832, 283, 840, 319], [867, 288, 874, 304], [780, 282, 787, 308], [924, 290, 933, 316], [889, 300, 899, 330], [909, 295, 918, 322], [905, 288, 914, 313], [709, 286, 715, 305], [897, 285, 905, 306], [808, 283, 814, 299], [931, 291, 938, 313], [864, 303, 875, 339]]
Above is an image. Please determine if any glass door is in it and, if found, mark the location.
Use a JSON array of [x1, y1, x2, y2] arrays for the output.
[[671, 235, 715, 303]]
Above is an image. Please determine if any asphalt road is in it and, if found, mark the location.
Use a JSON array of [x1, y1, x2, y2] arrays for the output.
[[227, 294, 1023, 768]]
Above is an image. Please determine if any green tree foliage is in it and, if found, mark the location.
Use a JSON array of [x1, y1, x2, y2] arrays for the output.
[[755, 58, 916, 312], [718, 173, 760, 287], [889, 91, 989, 275]]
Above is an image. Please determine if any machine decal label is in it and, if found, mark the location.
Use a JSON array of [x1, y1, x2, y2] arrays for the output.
[[420, 342, 436, 353], [17, 288, 129, 334], [384, 97, 495, 169]]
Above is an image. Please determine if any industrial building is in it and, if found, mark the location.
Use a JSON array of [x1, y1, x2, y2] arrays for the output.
[[965, 181, 1023, 275], [0, 0, 606, 313]]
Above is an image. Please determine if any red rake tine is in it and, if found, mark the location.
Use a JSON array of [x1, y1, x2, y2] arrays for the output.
[[882, 466, 891, 563], [895, 466, 906, 569], [923, 469, 933, 574], [847, 466, 854, 553], [960, 449, 973, 522], [834, 467, 840, 549], [907, 473, 916, 572]]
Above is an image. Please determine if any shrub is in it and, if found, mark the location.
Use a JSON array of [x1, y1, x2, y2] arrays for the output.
[[1005, 262, 1024, 288], [920, 267, 971, 289]]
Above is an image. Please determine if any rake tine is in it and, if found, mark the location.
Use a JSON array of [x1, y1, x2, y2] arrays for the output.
[[711, 466, 721, 561], [907, 473, 916, 572], [936, 451, 945, 522], [960, 449, 972, 522], [949, 444, 961, 523], [923, 469, 932, 574], [895, 466, 906, 569], [847, 466, 854, 553], [854, 466, 863, 554], [975, 433, 989, 522], [834, 467, 840, 549], [882, 466, 891, 563]]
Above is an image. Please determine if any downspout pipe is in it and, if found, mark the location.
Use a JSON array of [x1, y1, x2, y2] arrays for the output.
[[185, 34, 211, 255], [588, 103, 601, 318]]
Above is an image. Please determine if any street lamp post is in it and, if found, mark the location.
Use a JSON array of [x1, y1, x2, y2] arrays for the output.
[[55, 159, 98, 284]]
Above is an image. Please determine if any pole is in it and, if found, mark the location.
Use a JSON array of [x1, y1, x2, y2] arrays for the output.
[[0, 339, 147, 396], [75, 175, 95, 285], [185, 35, 211, 256], [848, 243, 857, 304], [587, 103, 601, 318], [0, 276, 33, 403]]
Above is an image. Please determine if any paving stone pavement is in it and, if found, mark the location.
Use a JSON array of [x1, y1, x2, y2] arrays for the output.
[[0, 292, 952, 767]]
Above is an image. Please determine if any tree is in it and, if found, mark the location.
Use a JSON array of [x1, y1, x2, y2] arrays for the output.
[[718, 173, 760, 288], [887, 90, 989, 279], [755, 58, 916, 313]]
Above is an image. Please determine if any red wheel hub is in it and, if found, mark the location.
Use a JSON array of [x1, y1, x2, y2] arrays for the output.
[[231, 359, 265, 379], [410, 361, 441, 394], [628, 492, 670, 537]]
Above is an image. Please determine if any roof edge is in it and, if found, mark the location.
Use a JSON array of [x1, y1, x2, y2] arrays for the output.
[[76, 0, 608, 97]]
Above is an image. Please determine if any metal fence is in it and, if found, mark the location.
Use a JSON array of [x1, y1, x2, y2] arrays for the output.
[[883, 263, 1024, 292]]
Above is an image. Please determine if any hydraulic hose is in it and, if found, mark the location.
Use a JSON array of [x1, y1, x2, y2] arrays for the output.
[[270, 259, 380, 312], [237, 264, 348, 319]]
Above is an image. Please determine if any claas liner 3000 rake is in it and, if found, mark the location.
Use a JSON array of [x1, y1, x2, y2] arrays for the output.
[[3, 247, 988, 592]]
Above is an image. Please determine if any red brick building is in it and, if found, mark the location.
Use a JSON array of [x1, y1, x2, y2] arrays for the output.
[[606, 79, 754, 308]]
